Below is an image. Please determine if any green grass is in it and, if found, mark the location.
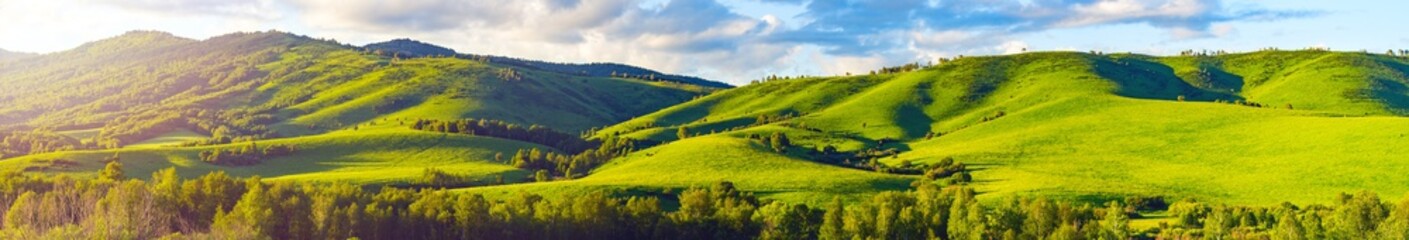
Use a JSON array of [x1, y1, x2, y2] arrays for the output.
[[4, 125, 544, 186], [457, 135, 916, 206], [15, 50, 1409, 208], [585, 51, 1409, 205], [125, 128, 208, 148]]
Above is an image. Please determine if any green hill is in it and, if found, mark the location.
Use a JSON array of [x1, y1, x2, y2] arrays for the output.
[[576, 50, 1409, 205], [0, 30, 722, 190], [3, 124, 545, 186], [8, 30, 1409, 208]]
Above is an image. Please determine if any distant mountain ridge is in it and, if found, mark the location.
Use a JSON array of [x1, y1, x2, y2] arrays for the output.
[[363, 39, 732, 88], [0, 48, 36, 62]]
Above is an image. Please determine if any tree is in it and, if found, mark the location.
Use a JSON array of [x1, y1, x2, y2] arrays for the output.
[[769, 132, 790, 153], [5, 191, 37, 231], [535, 170, 550, 182], [99, 161, 125, 181], [1330, 191, 1387, 239], [1099, 202, 1130, 239], [1378, 195, 1409, 239], [677, 127, 689, 140], [213, 177, 274, 239], [1274, 209, 1307, 240], [819, 198, 845, 240]]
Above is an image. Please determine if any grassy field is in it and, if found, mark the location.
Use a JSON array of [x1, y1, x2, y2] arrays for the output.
[[458, 135, 916, 206], [125, 128, 209, 148], [4, 125, 545, 186], [583, 50, 1409, 205]]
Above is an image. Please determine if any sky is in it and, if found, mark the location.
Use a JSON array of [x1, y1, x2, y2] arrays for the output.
[[0, 0, 1405, 85]]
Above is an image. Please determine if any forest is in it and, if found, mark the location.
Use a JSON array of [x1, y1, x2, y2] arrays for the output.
[[0, 163, 1406, 240]]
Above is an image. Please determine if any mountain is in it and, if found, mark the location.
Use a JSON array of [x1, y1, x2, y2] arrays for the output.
[[0, 30, 722, 182], [462, 50, 1409, 205], [364, 39, 733, 88], [0, 48, 36, 62]]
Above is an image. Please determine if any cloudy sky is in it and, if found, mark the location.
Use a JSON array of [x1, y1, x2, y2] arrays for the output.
[[0, 0, 1404, 85]]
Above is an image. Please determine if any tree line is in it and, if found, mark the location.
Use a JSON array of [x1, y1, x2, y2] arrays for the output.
[[411, 118, 596, 153], [506, 136, 638, 181], [197, 143, 296, 166], [0, 131, 81, 159], [2, 163, 1409, 239]]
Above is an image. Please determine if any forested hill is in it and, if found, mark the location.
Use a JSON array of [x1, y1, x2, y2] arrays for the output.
[[0, 30, 719, 152], [363, 39, 732, 88]]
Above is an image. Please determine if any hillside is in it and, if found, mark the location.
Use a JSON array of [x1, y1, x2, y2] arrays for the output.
[[568, 50, 1409, 205], [9, 32, 1409, 207], [0, 30, 719, 156], [0, 30, 727, 190]]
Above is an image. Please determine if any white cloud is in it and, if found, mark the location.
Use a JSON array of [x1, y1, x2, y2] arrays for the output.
[[998, 41, 1030, 54], [0, 0, 1314, 85]]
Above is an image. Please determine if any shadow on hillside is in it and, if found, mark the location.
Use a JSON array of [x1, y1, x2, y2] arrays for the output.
[[1093, 57, 1243, 102], [1367, 58, 1409, 114]]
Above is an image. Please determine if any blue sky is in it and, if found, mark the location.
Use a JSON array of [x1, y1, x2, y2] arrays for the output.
[[0, 0, 1404, 85]]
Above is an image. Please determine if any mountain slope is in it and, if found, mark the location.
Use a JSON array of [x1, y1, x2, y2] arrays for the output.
[[566, 50, 1409, 204], [0, 30, 719, 150]]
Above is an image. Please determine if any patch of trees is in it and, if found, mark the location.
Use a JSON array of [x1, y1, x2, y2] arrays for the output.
[[0, 131, 82, 158], [746, 132, 974, 183], [874, 62, 925, 75], [590, 122, 656, 137], [197, 143, 295, 166], [1212, 99, 1275, 108], [372, 97, 418, 114], [506, 137, 639, 181], [1157, 191, 1409, 239], [411, 118, 596, 153], [96, 108, 280, 149]]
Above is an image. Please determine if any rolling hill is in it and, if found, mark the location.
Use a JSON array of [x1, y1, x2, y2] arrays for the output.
[[7, 30, 1409, 208], [0, 30, 722, 186], [564, 50, 1409, 205]]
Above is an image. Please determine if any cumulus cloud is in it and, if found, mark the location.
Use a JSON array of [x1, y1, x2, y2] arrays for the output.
[[775, 0, 1313, 57], [286, 0, 797, 83], [58, 0, 1314, 84]]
